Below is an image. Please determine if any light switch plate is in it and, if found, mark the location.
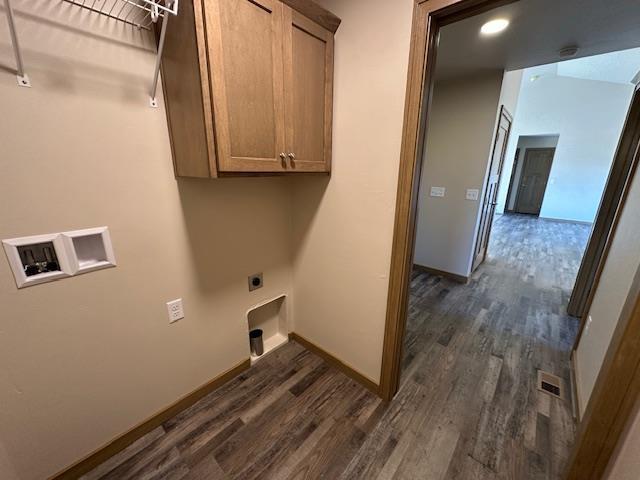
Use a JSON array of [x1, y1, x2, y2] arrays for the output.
[[430, 187, 446, 197], [167, 299, 184, 323], [466, 189, 479, 201]]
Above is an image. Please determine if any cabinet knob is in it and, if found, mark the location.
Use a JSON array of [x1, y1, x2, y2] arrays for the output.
[[288, 153, 296, 160], [279, 152, 287, 160]]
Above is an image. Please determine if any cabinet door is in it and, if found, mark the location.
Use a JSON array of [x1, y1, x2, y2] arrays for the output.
[[205, 0, 287, 173], [283, 8, 334, 172]]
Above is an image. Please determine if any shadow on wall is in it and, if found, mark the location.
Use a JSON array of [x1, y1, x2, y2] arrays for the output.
[[0, 2, 155, 99], [176, 177, 297, 296], [290, 176, 331, 265], [0, 63, 15, 76], [7, 2, 155, 52]]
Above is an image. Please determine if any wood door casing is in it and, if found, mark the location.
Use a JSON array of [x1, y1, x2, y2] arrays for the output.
[[205, 0, 286, 173], [472, 106, 513, 271], [284, 8, 333, 172], [514, 148, 555, 215]]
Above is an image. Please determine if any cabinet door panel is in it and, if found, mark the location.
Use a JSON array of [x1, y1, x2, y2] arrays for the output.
[[206, 0, 286, 172], [284, 9, 333, 172]]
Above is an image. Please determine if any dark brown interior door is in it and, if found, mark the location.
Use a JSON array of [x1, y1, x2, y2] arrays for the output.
[[473, 106, 513, 271], [514, 148, 555, 215]]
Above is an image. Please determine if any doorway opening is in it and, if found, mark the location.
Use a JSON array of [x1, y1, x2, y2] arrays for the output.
[[505, 138, 558, 215], [512, 147, 555, 215], [382, 1, 640, 478]]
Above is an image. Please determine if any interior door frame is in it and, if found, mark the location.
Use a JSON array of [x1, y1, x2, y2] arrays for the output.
[[379, 1, 640, 478], [503, 147, 520, 212], [512, 146, 555, 215], [472, 104, 513, 271]]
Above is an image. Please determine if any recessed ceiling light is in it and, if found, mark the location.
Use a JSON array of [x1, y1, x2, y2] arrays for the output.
[[481, 19, 509, 35]]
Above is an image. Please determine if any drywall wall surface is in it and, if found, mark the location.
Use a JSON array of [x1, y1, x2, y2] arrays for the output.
[[0, 3, 292, 479], [498, 69, 524, 118], [496, 65, 634, 222], [505, 135, 560, 211], [291, 0, 413, 383], [0, 440, 19, 480], [575, 172, 640, 415], [413, 72, 505, 277]]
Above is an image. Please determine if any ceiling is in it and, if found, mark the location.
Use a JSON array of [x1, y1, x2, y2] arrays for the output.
[[555, 48, 640, 85], [435, 0, 640, 80]]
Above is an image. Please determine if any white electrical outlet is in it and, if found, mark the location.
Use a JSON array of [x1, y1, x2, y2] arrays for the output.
[[166, 299, 184, 324], [466, 189, 479, 201]]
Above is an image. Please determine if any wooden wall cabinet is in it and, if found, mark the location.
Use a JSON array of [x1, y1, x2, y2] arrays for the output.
[[161, 0, 338, 177]]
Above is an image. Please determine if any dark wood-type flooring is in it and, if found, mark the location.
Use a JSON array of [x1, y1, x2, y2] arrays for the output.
[[84, 214, 591, 480]]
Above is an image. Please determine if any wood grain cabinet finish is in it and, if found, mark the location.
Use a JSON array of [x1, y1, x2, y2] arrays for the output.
[[284, 9, 334, 172], [161, 0, 338, 177]]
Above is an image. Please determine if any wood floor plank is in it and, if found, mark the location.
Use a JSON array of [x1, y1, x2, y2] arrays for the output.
[[284, 420, 366, 480], [455, 455, 499, 480], [392, 422, 460, 480], [270, 417, 336, 480], [184, 455, 228, 480], [239, 363, 315, 424], [375, 431, 413, 480], [100, 445, 183, 480], [338, 381, 428, 480], [80, 427, 166, 480], [179, 418, 244, 467]]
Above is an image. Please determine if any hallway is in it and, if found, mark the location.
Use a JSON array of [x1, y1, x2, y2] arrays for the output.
[[486, 214, 592, 292], [402, 213, 591, 478]]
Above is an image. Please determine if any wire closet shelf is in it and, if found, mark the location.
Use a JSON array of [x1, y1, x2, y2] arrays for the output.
[[63, 0, 178, 30], [61, 0, 179, 106], [3, 0, 178, 103]]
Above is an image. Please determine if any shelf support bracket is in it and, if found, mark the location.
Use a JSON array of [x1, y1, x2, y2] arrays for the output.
[[149, 3, 169, 108], [3, 0, 30, 87]]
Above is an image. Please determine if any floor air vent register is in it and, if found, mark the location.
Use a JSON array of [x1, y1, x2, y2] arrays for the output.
[[538, 370, 563, 399]]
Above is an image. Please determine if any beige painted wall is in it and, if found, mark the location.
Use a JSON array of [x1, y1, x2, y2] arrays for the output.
[[0, 440, 20, 480], [413, 72, 505, 277], [498, 70, 524, 119], [575, 171, 640, 415], [291, 0, 414, 382], [496, 65, 633, 223], [0, 3, 292, 479]]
